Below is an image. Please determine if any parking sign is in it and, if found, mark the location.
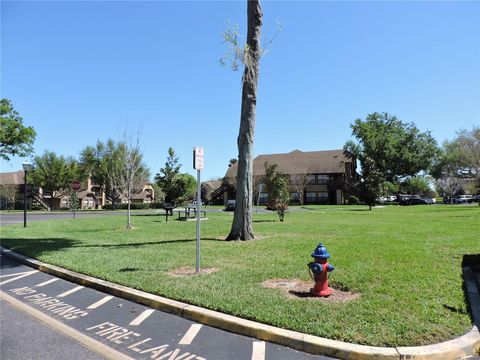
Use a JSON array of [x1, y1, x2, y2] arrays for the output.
[[193, 147, 204, 170]]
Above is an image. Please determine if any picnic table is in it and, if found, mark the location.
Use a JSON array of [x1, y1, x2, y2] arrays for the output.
[[176, 205, 207, 220]]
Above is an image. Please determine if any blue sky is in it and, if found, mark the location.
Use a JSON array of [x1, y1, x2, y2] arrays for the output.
[[1, 1, 479, 181]]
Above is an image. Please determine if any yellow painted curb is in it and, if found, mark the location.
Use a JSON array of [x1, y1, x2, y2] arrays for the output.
[[1, 246, 479, 360]]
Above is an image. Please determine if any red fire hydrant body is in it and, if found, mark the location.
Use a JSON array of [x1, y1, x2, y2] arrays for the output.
[[308, 243, 334, 297]]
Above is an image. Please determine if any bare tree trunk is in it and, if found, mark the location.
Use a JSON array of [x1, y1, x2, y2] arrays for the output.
[[127, 200, 131, 228], [127, 183, 131, 229], [227, 0, 263, 241]]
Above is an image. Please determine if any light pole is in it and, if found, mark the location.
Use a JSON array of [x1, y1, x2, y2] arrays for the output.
[[22, 160, 33, 228]]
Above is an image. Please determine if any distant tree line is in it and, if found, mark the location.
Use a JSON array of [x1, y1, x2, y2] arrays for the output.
[[344, 112, 479, 209]]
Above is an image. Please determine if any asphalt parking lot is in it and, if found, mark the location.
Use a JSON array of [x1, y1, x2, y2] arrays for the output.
[[1, 254, 333, 360]]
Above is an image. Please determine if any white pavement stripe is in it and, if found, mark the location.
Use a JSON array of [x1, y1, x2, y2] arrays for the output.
[[0, 271, 36, 279], [178, 324, 202, 345], [87, 295, 113, 309], [129, 309, 155, 326], [251, 341, 266, 360], [57, 285, 84, 298], [35, 278, 59, 287], [0, 270, 38, 285], [1, 291, 134, 360]]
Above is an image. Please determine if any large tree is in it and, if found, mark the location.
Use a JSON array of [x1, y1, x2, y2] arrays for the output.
[[431, 126, 480, 200], [225, 0, 263, 240], [456, 126, 480, 189], [31, 151, 84, 208], [79, 139, 122, 209], [344, 112, 439, 207], [0, 98, 36, 161], [400, 176, 431, 196]]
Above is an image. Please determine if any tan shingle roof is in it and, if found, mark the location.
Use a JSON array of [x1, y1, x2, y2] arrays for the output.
[[225, 149, 352, 177], [202, 180, 222, 189], [131, 190, 153, 200], [0, 170, 25, 185]]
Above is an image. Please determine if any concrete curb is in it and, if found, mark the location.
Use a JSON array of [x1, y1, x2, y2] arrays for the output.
[[1, 246, 479, 360]]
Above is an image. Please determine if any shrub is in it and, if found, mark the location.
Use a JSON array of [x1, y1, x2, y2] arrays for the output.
[[347, 195, 360, 205], [149, 202, 165, 209], [103, 203, 151, 210]]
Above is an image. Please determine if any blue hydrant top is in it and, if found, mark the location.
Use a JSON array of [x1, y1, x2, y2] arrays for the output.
[[311, 243, 331, 259]]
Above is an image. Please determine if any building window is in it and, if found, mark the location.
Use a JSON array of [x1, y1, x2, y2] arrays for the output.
[[306, 192, 316, 202], [318, 192, 328, 202], [290, 192, 300, 201], [305, 175, 316, 185], [305, 191, 329, 204], [317, 175, 329, 185], [258, 192, 268, 204]]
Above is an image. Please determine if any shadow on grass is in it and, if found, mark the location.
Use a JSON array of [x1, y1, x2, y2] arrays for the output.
[[253, 220, 277, 223], [132, 213, 167, 217], [1, 236, 228, 258], [68, 228, 121, 233], [437, 206, 480, 212], [1, 237, 79, 259], [461, 254, 480, 328], [72, 237, 225, 248]]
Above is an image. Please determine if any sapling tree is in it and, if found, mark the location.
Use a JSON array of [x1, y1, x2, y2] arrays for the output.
[[264, 162, 290, 221], [436, 176, 464, 203], [288, 166, 312, 205], [70, 191, 79, 218], [155, 148, 195, 206], [0, 184, 17, 210], [109, 135, 149, 229]]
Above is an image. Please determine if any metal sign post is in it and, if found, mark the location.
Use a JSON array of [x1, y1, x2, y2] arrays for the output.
[[193, 147, 204, 273]]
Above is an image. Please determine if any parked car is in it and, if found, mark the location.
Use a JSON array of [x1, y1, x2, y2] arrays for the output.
[[386, 195, 397, 203], [377, 196, 387, 204], [225, 200, 236, 211], [407, 197, 431, 205], [443, 196, 452, 204], [453, 195, 473, 204], [399, 195, 411, 205], [469, 195, 480, 203]]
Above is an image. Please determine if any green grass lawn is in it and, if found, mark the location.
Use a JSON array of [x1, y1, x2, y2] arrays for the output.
[[1, 205, 478, 347]]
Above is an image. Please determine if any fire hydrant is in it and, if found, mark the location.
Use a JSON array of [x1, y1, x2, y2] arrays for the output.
[[308, 243, 335, 297]]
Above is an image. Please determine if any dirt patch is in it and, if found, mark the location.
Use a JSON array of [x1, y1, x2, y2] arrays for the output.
[[168, 267, 219, 277], [214, 234, 270, 241], [262, 278, 360, 302]]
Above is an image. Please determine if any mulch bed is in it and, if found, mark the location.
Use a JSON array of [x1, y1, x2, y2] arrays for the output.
[[167, 267, 219, 277], [262, 278, 360, 302]]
